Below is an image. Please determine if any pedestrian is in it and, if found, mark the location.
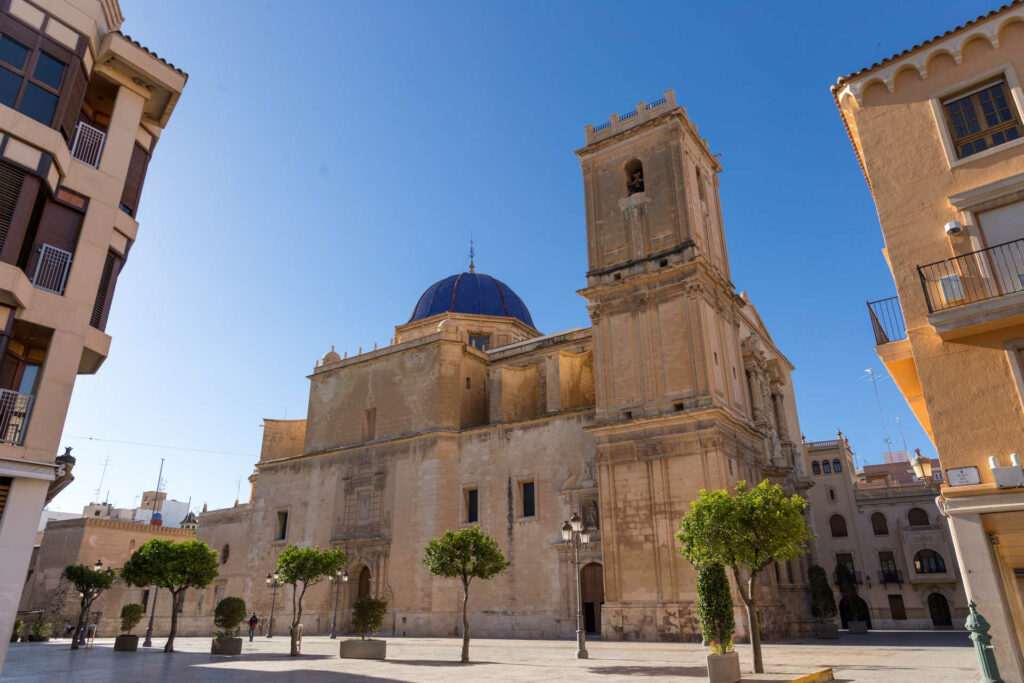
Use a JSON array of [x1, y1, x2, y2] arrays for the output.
[[248, 612, 258, 641]]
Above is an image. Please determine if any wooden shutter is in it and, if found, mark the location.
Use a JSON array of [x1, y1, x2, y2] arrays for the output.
[[0, 164, 26, 252], [0, 352, 19, 391], [120, 144, 151, 215], [59, 64, 88, 143], [0, 477, 11, 521], [90, 251, 116, 329]]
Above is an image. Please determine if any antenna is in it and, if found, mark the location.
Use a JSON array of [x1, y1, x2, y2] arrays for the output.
[[151, 458, 165, 515], [235, 478, 241, 504], [94, 456, 110, 503], [894, 416, 909, 453], [865, 368, 894, 461]]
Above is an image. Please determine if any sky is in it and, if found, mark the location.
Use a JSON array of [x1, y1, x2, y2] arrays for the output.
[[48, 0, 1000, 515]]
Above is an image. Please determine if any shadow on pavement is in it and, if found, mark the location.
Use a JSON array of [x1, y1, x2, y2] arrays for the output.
[[587, 664, 707, 676], [778, 630, 970, 649]]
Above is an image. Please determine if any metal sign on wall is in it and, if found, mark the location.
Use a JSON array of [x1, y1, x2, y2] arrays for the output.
[[946, 466, 981, 486]]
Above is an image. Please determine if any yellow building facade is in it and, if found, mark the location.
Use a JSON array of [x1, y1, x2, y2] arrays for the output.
[[0, 0, 185, 672], [834, 4, 1024, 677], [197, 92, 816, 643]]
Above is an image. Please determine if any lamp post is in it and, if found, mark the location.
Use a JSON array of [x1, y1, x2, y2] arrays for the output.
[[328, 568, 349, 638], [560, 512, 591, 659], [143, 586, 159, 647], [76, 560, 105, 645], [265, 572, 280, 638]]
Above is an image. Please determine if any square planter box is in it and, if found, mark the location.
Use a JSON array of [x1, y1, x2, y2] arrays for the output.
[[340, 639, 386, 660], [211, 637, 243, 655], [114, 635, 139, 652], [815, 621, 839, 639], [847, 621, 868, 634], [707, 651, 741, 683]]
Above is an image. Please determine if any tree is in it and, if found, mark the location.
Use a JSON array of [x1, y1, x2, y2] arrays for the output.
[[214, 597, 247, 638], [696, 563, 735, 654], [119, 603, 145, 635], [422, 526, 509, 663], [676, 480, 811, 674], [62, 564, 114, 650], [808, 565, 837, 620], [121, 539, 219, 652], [275, 545, 347, 657], [352, 596, 388, 640]]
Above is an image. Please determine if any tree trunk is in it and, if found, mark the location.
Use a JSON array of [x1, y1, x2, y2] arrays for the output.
[[732, 567, 764, 674], [290, 582, 305, 657], [164, 588, 181, 653], [460, 578, 470, 664], [69, 596, 88, 650]]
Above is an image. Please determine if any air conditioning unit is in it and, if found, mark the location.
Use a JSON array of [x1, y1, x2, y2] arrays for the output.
[[940, 274, 965, 303]]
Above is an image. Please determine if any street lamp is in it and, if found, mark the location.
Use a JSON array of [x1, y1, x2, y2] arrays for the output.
[[910, 448, 934, 484], [561, 511, 590, 659], [143, 585, 159, 647], [93, 560, 103, 572], [265, 572, 280, 638], [329, 568, 349, 639]]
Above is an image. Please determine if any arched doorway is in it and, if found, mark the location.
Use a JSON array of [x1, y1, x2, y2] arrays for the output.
[[928, 593, 952, 628], [580, 563, 603, 635], [354, 566, 371, 605], [838, 596, 872, 629]]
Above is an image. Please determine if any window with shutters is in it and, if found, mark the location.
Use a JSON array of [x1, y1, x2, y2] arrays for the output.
[[90, 251, 121, 330], [119, 144, 151, 217], [0, 163, 24, 253], [0, 476, 10, 523]]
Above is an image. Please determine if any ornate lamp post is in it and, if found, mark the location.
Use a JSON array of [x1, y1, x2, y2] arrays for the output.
[[560, 512, 591, 659], [328, 569, 349, 638], [265, 572, 281, 638], [910, 448, 935, 486]]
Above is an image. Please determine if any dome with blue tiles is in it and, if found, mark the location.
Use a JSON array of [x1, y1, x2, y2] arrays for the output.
[[409, 271, 535, 328]]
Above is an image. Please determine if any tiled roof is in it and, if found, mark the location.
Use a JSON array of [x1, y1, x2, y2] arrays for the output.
[[409, 272, 535, 328], [113, 31, 187, 79], [835, 1, 1023, 85]]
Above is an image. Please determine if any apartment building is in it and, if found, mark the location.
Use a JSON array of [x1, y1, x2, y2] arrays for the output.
[[0, 0, 185, 671], [835, 3, 1024, 677]]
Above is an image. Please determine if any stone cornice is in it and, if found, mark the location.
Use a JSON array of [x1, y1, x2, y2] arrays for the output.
[[45, 517, 196, 536]]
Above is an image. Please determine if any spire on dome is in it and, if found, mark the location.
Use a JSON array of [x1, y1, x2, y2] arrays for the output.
[[469, 237, 475, 273]]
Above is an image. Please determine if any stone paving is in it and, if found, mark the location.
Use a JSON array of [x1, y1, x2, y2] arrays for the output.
[[1, 630, 976, 682]]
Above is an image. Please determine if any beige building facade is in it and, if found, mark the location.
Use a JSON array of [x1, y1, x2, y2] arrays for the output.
[[834, 3, 1024, 677], [0, 0, 185, 671], [805, 437, 967, 630], [196, 91, 816, 643]]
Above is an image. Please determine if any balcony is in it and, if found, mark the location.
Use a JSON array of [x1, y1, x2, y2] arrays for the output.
[[69, 121, 106, 168], [833, 569, 863, 585], [918, 237, 1024, 313], [878, 568, 904, 585], [867, 297, 906, 345], [30, 244, 72, 294], [0, 389, 33, 445]]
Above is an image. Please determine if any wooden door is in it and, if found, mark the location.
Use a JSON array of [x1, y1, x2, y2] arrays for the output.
[[580, 563, 603, 635]]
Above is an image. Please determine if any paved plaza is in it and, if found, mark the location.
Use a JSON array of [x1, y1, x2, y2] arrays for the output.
[[1, 630, 975, 682]]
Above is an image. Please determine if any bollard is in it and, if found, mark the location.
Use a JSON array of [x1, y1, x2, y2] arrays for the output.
[[966, 600, 1003, 683]]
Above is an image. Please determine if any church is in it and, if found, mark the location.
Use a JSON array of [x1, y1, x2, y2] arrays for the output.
[[197, 90, 815, 642]]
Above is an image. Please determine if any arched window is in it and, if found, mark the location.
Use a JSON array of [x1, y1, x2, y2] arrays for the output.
[[696, 167, 707, 204], [625, 159, 644, 195], [829, 514, 848, 537], [907, 507, 929, 526], [823, 461, 832, 474], [220, 544, 230, 565], [914, 549, 947, 574], [871, 512, 889, 536], [832, 459, 842, 473], [811, 461, 820, 475]]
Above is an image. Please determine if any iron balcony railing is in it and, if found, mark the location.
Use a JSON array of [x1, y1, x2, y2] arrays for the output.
[[918, 237, 1024, 313], [32, 243, 72, 294], [867, 296, 906, 345], [69, 121, 106, 168], [0, 389, 33, 445], [878, 568, 904, 585]]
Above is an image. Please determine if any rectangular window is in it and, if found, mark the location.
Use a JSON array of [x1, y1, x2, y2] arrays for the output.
[[465, 488, 478, 523], [888, 594, 907, 620], [362, 408, 376, 441], [357, 492, 371, 523], [468, 334, 490, 351], [276, 510, 288, 540], [0, 32, 65, 126], [943, 78, 1024, 158], [521, 481, 535, 518]]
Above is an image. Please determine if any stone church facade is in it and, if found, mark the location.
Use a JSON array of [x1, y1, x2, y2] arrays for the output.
[[197, 90, 815, 642]]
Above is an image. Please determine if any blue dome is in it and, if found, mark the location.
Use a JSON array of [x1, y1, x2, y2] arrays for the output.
[[409, 272, 535, 328]]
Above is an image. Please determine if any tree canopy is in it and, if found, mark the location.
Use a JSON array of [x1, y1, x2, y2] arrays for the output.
[[276, 545, 346, 656], [677, 480, 811, 673]]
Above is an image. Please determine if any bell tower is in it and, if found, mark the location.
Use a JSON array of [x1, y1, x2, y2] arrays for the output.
[[577, 91, 760, 641]]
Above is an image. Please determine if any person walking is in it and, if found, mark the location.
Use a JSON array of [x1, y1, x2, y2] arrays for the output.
[[248, 612, 258, 641]]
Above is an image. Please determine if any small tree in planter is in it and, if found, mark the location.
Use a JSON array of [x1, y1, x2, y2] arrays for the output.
[[211, 597, 247, 655], [836, 565, 868, 633], [697, 563, 740, 683], [62, 564, 115, 650], [276, 545, 347, 657], [808, 566, 838, 639], [340, 596, 389, 659], [114, 604, 144, 651]]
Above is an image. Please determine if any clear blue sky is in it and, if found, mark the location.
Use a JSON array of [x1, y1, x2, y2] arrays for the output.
[[50, 0, 997, 514]]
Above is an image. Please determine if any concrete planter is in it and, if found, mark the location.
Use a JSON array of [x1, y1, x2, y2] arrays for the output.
[[815, 621, 839, 639], [847, 620, 868, 634], [210, 637, 243, 655], [706, 651, 741, 683], [340, 638, 386, 660], [114, 635, 139, 651]]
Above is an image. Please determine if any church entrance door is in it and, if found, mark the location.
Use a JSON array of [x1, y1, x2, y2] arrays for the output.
[[580, 563, 603, 635]]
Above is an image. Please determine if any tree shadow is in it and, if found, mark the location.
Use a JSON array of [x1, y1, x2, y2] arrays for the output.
[[587, 665, 707, 676]]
